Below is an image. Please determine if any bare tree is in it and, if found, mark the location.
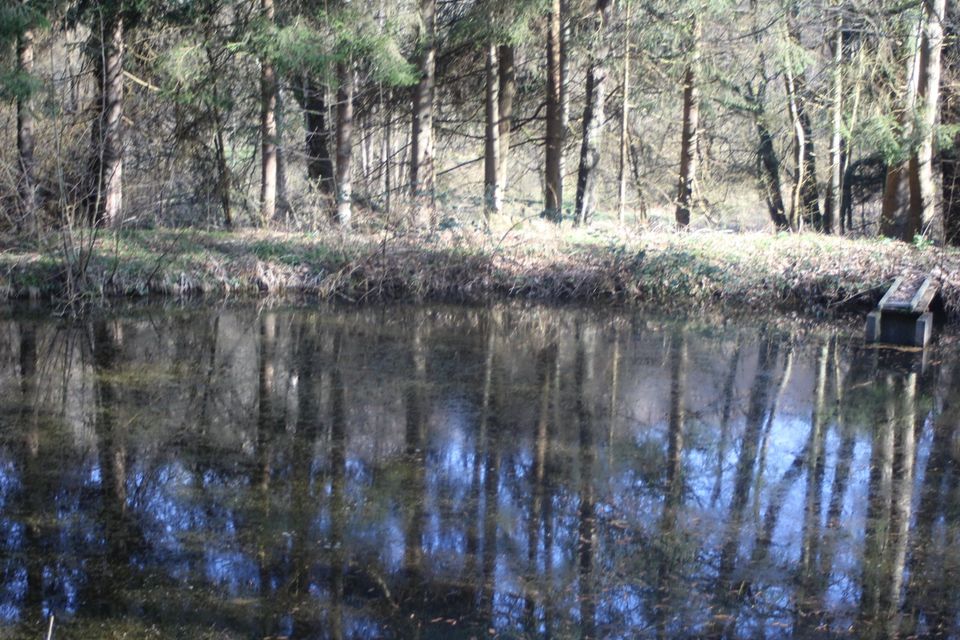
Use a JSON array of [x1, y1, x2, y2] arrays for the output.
[[259, 0, 278, 226], [410, 0, 437, 226], [484, 43, 502, 216], [543, 0, 564, 222], [675, 14, 700, 228], [574, 0, 614, 226], [335, 60, 354, 226], [16, 26, 37, 235], [88, 6, 125, 227]]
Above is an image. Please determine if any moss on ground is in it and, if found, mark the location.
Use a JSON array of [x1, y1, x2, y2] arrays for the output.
[[1, 223, 959, 321]]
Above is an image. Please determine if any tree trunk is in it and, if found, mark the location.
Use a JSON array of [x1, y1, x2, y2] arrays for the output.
[[943, 4, 960, 246], [484, 43, 502, 217], [410, 0, 437, 227], [543, 0, 564, 222], [574, 0, 614, 226], [784, 72, 822, 230], [259, 0, 278, 226], [755, 119, 790, 230], [826, 17, 845, 235], [911, 0, 946, 240], [498, 44, 516, 193], [88, 9, 124, 228], [881, 18, 923, 240], [17, 28, 37, 235], [304, 76, 335, 194], [748, 0, 789, 231], [334, 61, 353, 226], [616, 1, 631, 225], [559, 0, 571, 194], [675, 15, 700, 228]]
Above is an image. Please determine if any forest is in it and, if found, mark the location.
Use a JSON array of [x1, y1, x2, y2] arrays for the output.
[[0, 0, 957, 238], [6, 3, 960, 638]]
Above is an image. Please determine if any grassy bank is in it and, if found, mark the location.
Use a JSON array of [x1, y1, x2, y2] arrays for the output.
[[2, 222, 959, 321]]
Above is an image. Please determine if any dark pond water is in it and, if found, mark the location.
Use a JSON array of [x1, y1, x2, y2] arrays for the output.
[[0, 303, 958, 639]]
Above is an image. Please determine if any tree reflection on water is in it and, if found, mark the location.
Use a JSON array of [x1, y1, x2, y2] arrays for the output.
[[0, 304, 957, 638]]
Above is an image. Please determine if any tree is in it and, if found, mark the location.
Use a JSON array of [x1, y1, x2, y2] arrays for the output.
[[675, 14, 700, 228], [7, 5, 41, 235], [498, 44, 515, 195], [616, 0, 631, 225], [259, 0, 278, 226], [484, 42, 502, 216], [573, 0, 613, 226], [87, 2, 125, 227], [879, 1, 946, 243], [334, 57, 353, 225], [783, 1, 822, 231], [543, 0, 563, 222], [410, 0, 436, 227], [912, 0, 946, 240]]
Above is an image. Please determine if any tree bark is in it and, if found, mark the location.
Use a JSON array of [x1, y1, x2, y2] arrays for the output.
[[543, 0, 564, 222], [259, 0, 278, 226], [304, 76, 335, 194], [410, 0, 437, 227], [881, 18, 923, 240], [498, 44, 516, 193], [88, 9, 124, 228], [783, 4, 823, 230], [748, 0, 789, 231], [334, 61, 353, 226], [911, 0, 946, 240], [826, 15, 845, 235], [675, 15, 700, 228], [17, 28, 37, 235], [616, 1, 631, 225], [574, 0, 614, 226], [943, 4, 960, 246], [484, 43, 502, 217]]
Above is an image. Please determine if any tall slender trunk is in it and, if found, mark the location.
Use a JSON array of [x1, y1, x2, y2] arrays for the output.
[[543, 0, 564, 222], [304, 76, 335, 194], [575, 0, 614, 226], [911, 0, 946, 240], [675, 15, 700, 228], [259, 0, 278, 225], [559, 0, 571, 191], [749, 0, 788, 230], [498, 45, 516, 193], [784, 72, 822, 229], [616, 1, 631, 225], [484, 43, 502, 217], [17, 28, 37, 235], [410, 0, 437, 227], [826, 15, 845, 235], [383, 88, 393, 214], [334, 60, 353, 226], [943, 4, 960, 245], [881, 17, 924, 240], [784, 5, 822, 230], [88, 9, 124, 228]]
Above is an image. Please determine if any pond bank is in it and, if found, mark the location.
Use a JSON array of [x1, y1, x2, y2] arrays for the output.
[[2, 225, 959, 321]]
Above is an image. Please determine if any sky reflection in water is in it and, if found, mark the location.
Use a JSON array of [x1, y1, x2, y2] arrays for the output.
[[0, 303, 958, 639]]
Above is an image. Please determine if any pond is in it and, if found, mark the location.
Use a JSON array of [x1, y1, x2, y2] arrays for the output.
[[0, 302, 957, 639]]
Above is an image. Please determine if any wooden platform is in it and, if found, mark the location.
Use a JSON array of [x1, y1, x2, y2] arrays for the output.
[[866, 274, 938, 347]]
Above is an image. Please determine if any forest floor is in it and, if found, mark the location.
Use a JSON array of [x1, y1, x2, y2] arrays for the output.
[[2, 221, 960, 321]]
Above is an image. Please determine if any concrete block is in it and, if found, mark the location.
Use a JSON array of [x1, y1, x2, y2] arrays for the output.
[[915, 312, 933, 348], [865, 311, 881, 343]]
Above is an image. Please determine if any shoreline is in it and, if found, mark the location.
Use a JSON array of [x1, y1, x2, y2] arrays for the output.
[[1, 226, 958, 322]]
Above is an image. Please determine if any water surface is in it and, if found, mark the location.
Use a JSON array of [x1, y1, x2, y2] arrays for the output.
[[0, 303, 958, 638]]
